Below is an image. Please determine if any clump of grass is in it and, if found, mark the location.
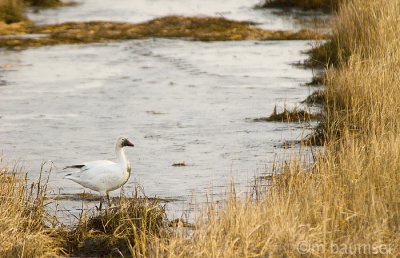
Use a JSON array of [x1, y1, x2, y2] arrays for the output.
[[61, 195, 167, 257], [254, 105, 321, 122], [0, 0, 25, 23], [262, 0, 340, 12]]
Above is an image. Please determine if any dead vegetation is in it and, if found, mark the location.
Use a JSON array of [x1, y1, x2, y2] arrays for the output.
[[0, 167, 62, 257]]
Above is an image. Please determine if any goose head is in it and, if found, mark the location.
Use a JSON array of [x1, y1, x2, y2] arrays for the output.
[[116, 136, 135, 148]]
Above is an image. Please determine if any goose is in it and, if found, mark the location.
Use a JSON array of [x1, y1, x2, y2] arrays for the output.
[[64, 136, 134, 207]]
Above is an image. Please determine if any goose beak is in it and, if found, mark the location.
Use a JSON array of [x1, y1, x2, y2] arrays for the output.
[[123, 139, 135, 147]]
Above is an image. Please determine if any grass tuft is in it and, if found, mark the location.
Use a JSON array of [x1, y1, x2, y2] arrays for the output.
[[61, 195, 167, 257], [254, 105, 321, 122], [0, 0, 25, 23]]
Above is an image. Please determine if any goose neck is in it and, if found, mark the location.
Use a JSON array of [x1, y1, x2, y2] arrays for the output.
[[116, 146, 127, 164]]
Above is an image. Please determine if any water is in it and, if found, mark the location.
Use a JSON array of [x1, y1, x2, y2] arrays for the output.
[[0, 1, 319, 219], [27, 0, 322, 30]]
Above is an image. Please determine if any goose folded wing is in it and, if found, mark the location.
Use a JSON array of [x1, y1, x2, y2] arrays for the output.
[[64, 160, 115, 171]]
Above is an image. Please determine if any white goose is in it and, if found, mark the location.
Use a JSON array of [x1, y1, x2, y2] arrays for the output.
[[64, 136, 134, 205]]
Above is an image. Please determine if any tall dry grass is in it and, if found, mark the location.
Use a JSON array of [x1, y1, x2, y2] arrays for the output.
[[151, 0, 400, 256], [0, 166, 62, 257]]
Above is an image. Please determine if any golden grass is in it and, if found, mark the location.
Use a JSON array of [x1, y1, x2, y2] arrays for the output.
[[149, 0, 400, 256], [0, 167, 62, 257]]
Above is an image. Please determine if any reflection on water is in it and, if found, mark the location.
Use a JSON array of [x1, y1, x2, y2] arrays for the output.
[[0, 0, 319, 219]]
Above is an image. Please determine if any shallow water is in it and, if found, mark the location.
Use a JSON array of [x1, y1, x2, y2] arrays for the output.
[[0, 1, 318, 220], [27, 0, 324, 30]]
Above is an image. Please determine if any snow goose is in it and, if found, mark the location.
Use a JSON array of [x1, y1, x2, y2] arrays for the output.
[[64, 136, 134, 206]]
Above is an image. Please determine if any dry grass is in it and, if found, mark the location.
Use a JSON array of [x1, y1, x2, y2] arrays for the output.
[[0, 166, 62, 257], [150, 0, 400, 256], [60, 196, 167, 257], [0, 0, 25, 23]]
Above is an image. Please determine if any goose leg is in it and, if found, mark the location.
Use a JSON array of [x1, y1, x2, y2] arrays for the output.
[[106, 193, 111, 206]]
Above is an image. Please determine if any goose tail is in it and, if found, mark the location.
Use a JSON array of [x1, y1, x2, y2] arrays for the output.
[[64, 173, 78, 180]]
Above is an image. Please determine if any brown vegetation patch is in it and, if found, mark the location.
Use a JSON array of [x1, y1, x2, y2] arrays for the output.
[[0, 170, 62, 257], [61, 197, 167, 257], [0, 16, 326, 48]]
